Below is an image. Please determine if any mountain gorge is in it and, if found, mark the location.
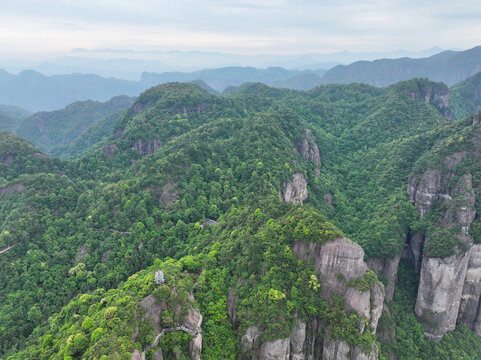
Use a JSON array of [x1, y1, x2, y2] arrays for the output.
[[2, 72, 481, 360]]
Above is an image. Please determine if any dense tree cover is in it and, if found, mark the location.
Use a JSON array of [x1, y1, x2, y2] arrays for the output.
[[9, 201, 378, 360], [2, 80, 481, 359], [0, 104, 31, 133], [379, 262, 481, 359], [15, 95, 134, 155], [450, 71, 481, 119], [60, 111, 130, 160]]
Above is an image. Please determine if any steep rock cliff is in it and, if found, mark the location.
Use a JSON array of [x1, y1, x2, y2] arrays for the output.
[[408, 168, 478, 340], [280, 173, 308, 204], [367, 255, 401, 301], [458, 244, 481, 335], [238, 237, 384, 360], [292, 238, 384, 334], [298, 129, 321, 176], [397, 79, 452, 118]]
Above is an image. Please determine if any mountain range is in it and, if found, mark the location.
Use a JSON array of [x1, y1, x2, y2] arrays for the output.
[[2, 65, 481, 359], [1, 46, 481, 112]]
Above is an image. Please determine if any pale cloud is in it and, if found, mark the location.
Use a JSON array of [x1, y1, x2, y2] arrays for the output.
[[0, 0, 480, 57]]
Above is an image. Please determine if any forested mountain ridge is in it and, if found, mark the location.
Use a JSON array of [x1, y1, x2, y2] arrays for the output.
[[14, 96, 135, 156], [3, 80, 481, 359], [0, 105, 32, 133]]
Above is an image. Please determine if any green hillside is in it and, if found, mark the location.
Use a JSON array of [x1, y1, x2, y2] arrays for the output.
[[3, 81, 481, 360], [15, 96, 134, 155]]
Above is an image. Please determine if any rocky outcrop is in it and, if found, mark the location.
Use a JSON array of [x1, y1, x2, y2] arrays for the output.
[[323, 337, 378, 360], [292, 238, 384, 335], [458, 245, 481, 335], [0, 154, 14, 165], [75, 244, 89, 263], [415, 253, 472, 340], [400, 81, 451, 117], [290, 238, 383, 359], [406, 168, 454, 273], [134, 292, 202, 359], [101, 249, 113, 263], [240, 320, 308, 360], [227, 288, 238, 327], [290, 317, 306, 360], [280, 173, 308, 204], [298, 129, 321, 175], [241, 326, 261, 352], [133, 138, 163, 155], [0, 183, 26, 194], [408, 168, 478, 341], [159, 181, 179, 209], [103, 144, 117, 160], [153, 348, 163, 360], [189, 333, 202, 360], [367, 255, 401, 301], [323, 193, 333, 207], [131, 349, 142, 360], [259, 338, 290, 360]]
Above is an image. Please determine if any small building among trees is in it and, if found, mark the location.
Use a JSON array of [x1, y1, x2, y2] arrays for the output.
[[154, 270, 164, 285]]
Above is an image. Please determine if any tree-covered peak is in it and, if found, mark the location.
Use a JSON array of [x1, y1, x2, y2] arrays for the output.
[[450, 71, 481, 119], [121, 82, 215, 120], [222, 82, 297, 98], [0, 131, 39, 158], [389, 78, 451, 116]]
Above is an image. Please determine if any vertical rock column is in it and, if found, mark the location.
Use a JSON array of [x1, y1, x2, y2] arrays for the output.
[[413, 174, 476, 340]]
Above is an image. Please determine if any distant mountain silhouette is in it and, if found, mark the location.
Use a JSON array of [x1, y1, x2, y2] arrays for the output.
[[321, 46, 481, 86]]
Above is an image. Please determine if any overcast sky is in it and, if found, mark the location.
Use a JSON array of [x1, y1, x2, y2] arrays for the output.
[[1, 0, 481, 58]]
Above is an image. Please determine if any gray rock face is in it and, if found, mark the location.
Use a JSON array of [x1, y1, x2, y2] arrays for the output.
[[153, 348, 163, 360], [131, 349, 142, 360], [103, 144, 117, 159], [227, 288, 238, 327], [408, 169, 445, 218], [138, 294, 167, 333], [281, 173, 308, 204], [322, 337, 378, 360], [239, 238, 383, 360], [135, 292, 203, 359], [241, 319, 307, 360], [101, 249, 112, 264], [322, 337, 350, 360], [415, 253, 472, 340], [458, 245, 481, 335], [291, 238, 384, 360], [298, 129, 321, 175], [323, 193, 333, 207], [134, 138, 163, 155], [0, 183, 25, 194], [259, 338, 290, 360], [290, 317, 306, 360], [367, 255, 401, 301], [292, 238, 384, 334], [408, 233, 426, 274], [301, 316, 323, 360], [401, 81, 451, 117], [241, 326, 261, 352], [189, 333, 202, 360], [409, 169, 477, 340], [0, 154, 14, 165], [75, 244, 89, 263], [159, 181, 179, 208]]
